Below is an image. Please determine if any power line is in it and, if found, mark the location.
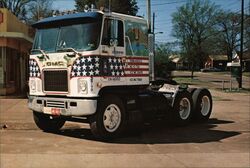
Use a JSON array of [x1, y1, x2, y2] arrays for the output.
[[229, 6, 249, 13], [140, 0, 186, 7], [151, 0, 186, 6]]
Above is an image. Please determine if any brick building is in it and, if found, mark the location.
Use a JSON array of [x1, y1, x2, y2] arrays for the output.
[[0, 8, 34, 95]]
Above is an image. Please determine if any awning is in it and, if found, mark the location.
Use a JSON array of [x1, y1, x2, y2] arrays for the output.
[[0, 32, 33, 43]]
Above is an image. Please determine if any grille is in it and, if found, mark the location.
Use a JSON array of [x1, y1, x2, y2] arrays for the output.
[[44, 70, 68, 92], [46, 100, 65, 108]]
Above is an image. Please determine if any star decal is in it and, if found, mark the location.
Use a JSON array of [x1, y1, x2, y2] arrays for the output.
[[71, 56, 125, 77], [29, 59, 41, 78]]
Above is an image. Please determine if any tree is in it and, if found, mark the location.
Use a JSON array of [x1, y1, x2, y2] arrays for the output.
[[27, 0, 53, 23], [0, 0, 32, 20], [75, 0, 138, 16], [75, 0, 95, 12], [172, 0, 221, 78], [155, 42, 177, 78], [215, 12, 241, 61], [245, 1, 250, 51]]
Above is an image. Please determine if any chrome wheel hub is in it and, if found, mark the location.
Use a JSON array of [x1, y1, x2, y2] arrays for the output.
[[201, 96, 211, 116], [103, 104, 121, 132], [179, 98, 191, 120]]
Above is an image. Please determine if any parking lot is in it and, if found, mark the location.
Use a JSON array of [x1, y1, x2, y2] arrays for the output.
[[0, 74, 249, 168]]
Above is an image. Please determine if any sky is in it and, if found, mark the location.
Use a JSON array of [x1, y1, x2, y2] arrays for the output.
[[52, 0, 250, 43]]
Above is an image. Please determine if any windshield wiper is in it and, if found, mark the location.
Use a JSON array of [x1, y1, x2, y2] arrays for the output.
[[56, 47, 82, 57], [31, 49, 50, 60]]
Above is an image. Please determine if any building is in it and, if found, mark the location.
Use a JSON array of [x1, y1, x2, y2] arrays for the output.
[[243, 50, 250, 72], [204, 55, 228, 71], [205, 52, 250, 72], [169, 55, 194, 70], [0, 8, 34, 95]]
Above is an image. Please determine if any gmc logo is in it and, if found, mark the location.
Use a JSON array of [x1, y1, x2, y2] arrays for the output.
[[46, 61, 65, 66]]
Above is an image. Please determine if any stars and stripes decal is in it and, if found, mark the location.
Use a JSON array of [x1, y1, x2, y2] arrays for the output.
[[29, 56, 149, 79], [70, 56, 125, 78], [124, 57, 149, 77], [29, 59, 41, 78]]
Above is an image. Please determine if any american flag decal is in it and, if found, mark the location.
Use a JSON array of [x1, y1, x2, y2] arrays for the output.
[[70, 56, 125, 78], [29, 59, 41, 78], [124, 57, 149, 77]]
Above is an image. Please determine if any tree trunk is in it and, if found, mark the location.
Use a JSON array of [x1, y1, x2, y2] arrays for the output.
[[227, 50, 233, 61], [191, 62, 194, 79]]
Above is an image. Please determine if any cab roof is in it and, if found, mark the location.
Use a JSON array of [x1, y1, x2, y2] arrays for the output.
[[32, 11, 147, 29], [32, 12, 103, 29]]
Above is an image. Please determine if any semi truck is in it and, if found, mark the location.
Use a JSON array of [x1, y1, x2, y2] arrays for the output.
[[28, 9, 212, 139]]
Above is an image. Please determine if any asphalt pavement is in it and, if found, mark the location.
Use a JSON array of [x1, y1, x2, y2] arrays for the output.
[[0, 75, 249, 168]]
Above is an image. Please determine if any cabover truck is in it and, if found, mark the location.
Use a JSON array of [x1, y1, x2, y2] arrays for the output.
[[28, 10, 212, 139]]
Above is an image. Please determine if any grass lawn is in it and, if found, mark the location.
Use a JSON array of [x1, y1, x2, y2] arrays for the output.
[[243, 72, 250, 77], [173, 77, 206, 86]]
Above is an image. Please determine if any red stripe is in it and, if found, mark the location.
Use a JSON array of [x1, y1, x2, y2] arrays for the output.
[[126, 61, 148, 64], [127, 57, 149, 60], [70, 75, 149, 79], [124, 68, 149, 71], [125, 74, 149, 77], [126, 62, 149, 65]]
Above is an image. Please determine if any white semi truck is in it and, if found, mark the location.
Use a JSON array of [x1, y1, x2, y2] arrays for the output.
[[28, 10, 212, 139]]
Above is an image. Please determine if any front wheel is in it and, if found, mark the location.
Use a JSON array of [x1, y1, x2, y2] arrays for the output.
[[172, 91, 193, 126], [89, 95, 126, 139], [33, 111, 65, 132]]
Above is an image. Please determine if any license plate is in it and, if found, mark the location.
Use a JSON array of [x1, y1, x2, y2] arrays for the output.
[[43, 107, 61, 115]]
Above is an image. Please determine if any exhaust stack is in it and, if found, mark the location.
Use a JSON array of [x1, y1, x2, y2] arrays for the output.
[[147, 0, 154, 81]]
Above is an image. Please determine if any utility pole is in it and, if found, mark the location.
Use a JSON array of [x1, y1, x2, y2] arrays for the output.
[[239, 0, 244, 88], [152, 12, 155, 80], [37, 0, 39, 21], [147, 0, 151, 33], [109, 0, 111, 12], [147, 0, 154, 81], [153, 12, 155, 34]]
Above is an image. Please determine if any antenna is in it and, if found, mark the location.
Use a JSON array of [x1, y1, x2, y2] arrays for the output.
[[109, 0, 111, 14], [147, 0, 151, 33]]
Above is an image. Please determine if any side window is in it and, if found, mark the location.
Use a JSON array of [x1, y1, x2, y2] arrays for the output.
[[125, 21, 148, 56], [102, 19, 124, 47]]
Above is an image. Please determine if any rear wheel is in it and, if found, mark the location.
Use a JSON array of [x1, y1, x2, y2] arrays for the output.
[[89, 95, 126, 139], [187, 88, 197, 95], [192, 88, 212, 122], [172, 91, 193, 126], [33, 111, 65, 132]]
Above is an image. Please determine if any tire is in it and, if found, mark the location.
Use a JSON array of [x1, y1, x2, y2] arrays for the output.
[[172, 90, 193, 126], [33, 111, 65, 132], [89, 95, 126, 139], [192, 88, 213, 122], [187, 88, 197, 95]]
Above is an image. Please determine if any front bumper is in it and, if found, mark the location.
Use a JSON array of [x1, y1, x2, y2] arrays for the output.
[[28, 96, 97, 116]]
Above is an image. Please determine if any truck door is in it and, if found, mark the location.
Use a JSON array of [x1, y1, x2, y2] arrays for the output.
[[101, 18, 126, 82], [101, 18, 125, 57]]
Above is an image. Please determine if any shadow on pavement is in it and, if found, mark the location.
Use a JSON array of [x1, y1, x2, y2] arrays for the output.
[[54, 118, 240, 144]]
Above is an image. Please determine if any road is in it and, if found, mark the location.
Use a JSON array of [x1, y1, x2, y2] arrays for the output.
[[0, 79, 250, 167]]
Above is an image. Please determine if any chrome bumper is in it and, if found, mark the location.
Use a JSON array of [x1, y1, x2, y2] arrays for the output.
[[28, 96, 97, 116]]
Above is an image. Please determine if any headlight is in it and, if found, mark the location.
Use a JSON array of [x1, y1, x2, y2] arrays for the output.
[[29, 79, 36, 92], [78, 79, 87, 94]]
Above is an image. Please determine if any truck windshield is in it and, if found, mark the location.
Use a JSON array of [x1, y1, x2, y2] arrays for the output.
[[32, 21, 101, 53]]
